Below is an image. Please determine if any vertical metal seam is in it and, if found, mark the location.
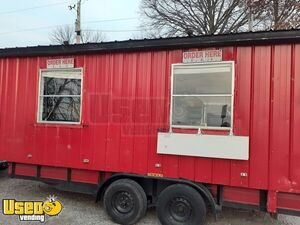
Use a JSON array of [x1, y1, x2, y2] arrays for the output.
[[131, 52, 139, 172], [288, 44, 295, 182], [248, 45, 256, 187], [119, 54, 126, 171], [116, 54, 124, 171], [103, 55, 109, 168], [12, 58, 20, 133], [3, 59, 9, 152], [147, 51, 154, 173], [89, 55, 96, 167], [104, 54, 112, 169], [24, 58, 30, 126], [0, 59, 3, 131], [268, 45, 275, 190], [147, 52, 153, 172]]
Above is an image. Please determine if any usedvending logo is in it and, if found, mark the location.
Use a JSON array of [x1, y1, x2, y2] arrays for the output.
[[2, 195, 62, 223]]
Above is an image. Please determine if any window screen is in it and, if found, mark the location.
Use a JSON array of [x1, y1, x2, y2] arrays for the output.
[[38, 69, 82, 123], [172, 63, 233, 128]]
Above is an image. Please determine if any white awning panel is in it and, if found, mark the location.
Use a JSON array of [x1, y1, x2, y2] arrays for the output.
[[157, 132, 249, 160]]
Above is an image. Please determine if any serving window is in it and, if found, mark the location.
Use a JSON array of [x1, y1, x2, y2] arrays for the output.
[[37, 68, 83, 124], [171, 62, 234, 130]]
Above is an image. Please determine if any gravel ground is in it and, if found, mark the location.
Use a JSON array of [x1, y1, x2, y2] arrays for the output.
[[0, 169, 299, 225]]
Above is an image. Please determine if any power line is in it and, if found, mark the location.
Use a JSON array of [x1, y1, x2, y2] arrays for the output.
[[0, 26, 142, 36], [0, 25, 59, 36], [0, 0, 138, 16], [0, 0, 75, 16], [83, 17, 138, 24], [0, 17, 139, 36], [0, 18, 141, 36]]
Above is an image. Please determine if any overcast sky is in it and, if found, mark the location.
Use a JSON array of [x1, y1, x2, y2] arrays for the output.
[[0, 0, 141, 48]]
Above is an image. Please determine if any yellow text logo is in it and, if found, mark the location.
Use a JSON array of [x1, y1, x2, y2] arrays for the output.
[[2, 196, 62, 223]]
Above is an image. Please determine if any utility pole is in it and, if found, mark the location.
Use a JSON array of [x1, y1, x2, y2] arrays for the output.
[[75, 0, 81, 44]]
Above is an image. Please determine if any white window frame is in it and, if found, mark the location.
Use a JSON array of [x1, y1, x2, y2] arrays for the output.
[[170, 61, 235, 132], [37, 68, 84, 125]]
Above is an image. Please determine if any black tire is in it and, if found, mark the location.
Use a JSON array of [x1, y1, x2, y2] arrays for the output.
[[103, 179, 147, 225], [157, 184, 206, 225]]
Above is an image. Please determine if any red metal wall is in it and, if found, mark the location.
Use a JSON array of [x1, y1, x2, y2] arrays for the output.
[[0, 44, 300, 195]]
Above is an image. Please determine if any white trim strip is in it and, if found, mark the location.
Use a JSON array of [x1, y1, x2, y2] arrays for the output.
[[173, 94, 232, 97], [40, 95, 81, 97]]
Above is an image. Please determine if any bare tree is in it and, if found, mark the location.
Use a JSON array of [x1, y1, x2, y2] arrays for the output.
[[140, 0, 299, 37], [81, 30, 106, 43], [50, 26, 75, 45], [264, 0, 300, 29], [50, 25, 106, 44], [140, 0, 267, 37], [131, 31, 157, 39]]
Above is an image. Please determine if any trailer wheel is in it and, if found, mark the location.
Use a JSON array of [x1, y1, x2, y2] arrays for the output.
[[157, 184, 206, 225], [103, 179, 147, 225]]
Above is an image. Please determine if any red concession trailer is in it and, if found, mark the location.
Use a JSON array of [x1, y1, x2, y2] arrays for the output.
[[0, 30, 300, 225]]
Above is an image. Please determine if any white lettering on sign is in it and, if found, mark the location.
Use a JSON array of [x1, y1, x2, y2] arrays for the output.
[[47, 58, 74, 69], [183, 50, 222, 63]]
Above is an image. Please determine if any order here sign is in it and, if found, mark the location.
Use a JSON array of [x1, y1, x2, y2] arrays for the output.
[[47, 58, 74, 69], [183, 50, 222, 63]]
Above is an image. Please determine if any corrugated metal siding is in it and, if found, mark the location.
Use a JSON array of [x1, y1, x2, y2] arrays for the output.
[[0, 45, 299, 194]]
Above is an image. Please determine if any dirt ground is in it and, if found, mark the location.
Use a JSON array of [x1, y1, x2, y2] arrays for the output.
[[0, 169, 299, 225]]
